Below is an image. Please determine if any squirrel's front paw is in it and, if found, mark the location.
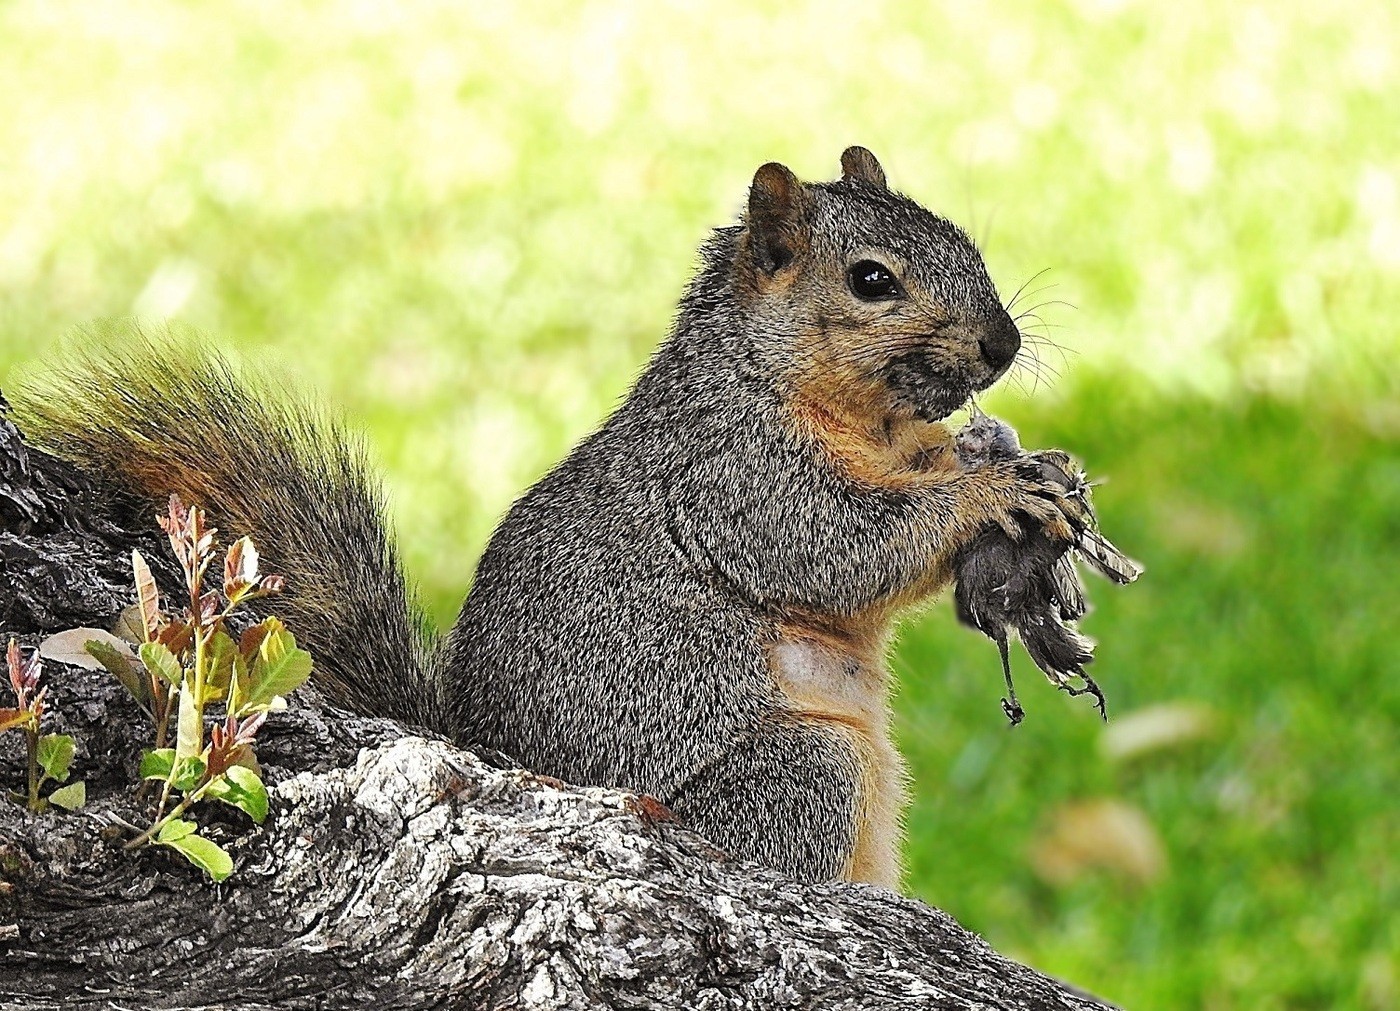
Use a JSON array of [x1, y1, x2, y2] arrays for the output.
[[987, 459, 1076, 542]]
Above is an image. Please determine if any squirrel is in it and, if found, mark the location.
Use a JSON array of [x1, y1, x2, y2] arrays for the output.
[[7, 147, 1078, 889]]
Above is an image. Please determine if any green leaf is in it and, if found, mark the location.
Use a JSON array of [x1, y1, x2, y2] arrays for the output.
[[207, 766, 269, 824], [139, 641, 183, 687], [87, 638, 150, 708], [228, 619, 275, 715], [35, 734, 75, 784], [160, 830, 233, 882], [171, 755, 207, 792], [139, 748, 176, 780], [0, 707, 32, 734], [157, 816, 198, 843], [238, 620, 274, 660], [203, 629, 238, 705], [238, 626, 313, 715], [227, 651, 249, 716], [175, 682, 202, 760], [48, 781, 85, 810]]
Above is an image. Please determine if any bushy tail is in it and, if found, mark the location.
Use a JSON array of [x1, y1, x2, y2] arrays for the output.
[[7, 324, 439, 730]]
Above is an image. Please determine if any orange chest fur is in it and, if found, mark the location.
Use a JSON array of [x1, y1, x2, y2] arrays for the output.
[[785, 383, 961, 488]]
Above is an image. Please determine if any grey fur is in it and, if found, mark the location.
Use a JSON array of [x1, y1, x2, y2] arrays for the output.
[[440, 162, 1056, 879]]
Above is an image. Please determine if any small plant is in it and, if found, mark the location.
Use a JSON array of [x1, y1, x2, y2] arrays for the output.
[[85, 494, 312, 881], [2, 640, 84, 812]]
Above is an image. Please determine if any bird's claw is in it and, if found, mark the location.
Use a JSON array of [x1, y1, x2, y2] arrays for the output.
[[1057, 673, 1108, 721]]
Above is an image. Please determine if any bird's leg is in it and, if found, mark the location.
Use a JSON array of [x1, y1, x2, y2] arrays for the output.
[[1058, 673, 1108, 722], [996, 635, 1025, 727]]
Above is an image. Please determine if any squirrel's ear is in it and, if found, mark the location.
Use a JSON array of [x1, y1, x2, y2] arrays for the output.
[[840, 146, 887, 189], [746, 162, 807, 275]]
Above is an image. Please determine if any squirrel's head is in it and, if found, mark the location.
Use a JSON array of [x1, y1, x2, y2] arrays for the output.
[[733, 147, 1021, 424]]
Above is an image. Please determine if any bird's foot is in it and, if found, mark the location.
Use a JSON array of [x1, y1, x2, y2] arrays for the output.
[[1058, 673, 1108, 721]]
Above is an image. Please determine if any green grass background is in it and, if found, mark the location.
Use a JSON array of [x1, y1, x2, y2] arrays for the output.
[[1, 2, 1396, 1006]]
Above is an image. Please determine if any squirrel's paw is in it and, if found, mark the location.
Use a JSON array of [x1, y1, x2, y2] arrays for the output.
[[987, 459, 1077, 542]]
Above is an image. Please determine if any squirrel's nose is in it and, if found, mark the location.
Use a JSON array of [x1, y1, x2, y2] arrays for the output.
[[978, 312, 1021, 371]]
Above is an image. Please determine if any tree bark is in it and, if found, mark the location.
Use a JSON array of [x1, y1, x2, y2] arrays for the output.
[[0, 399, 1115, 1010]]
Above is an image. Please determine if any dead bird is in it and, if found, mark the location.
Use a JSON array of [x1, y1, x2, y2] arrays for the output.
[[952, 409, 1142, 724]]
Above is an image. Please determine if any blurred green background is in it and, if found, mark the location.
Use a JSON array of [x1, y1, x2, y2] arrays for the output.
[[1, 2, 1396, 1006]]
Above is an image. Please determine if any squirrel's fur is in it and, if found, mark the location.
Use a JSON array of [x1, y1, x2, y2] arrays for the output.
[[8, 149, 1071, 887], [7, 338, 439, 729]]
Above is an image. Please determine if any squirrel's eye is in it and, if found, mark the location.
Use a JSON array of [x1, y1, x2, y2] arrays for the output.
[[847, 260, 902, 301]]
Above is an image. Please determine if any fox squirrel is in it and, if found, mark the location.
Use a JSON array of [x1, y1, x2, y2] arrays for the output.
[[9, 147, 1077, 888]]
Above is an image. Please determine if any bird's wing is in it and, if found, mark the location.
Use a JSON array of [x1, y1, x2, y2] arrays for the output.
[[1028, 450, 1144, 585], [1075, 527, 1144, 585], [1052, 554, 1089, 620]]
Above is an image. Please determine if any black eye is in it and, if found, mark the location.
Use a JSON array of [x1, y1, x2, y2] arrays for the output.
[[847, 260, 902, 301]]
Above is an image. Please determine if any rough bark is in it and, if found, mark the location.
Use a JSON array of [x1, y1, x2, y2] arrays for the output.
[[0, 399, 1115, 1010]]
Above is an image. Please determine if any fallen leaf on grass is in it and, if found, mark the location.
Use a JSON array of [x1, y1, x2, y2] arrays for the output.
[[1030, 798, 1166, 887]]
